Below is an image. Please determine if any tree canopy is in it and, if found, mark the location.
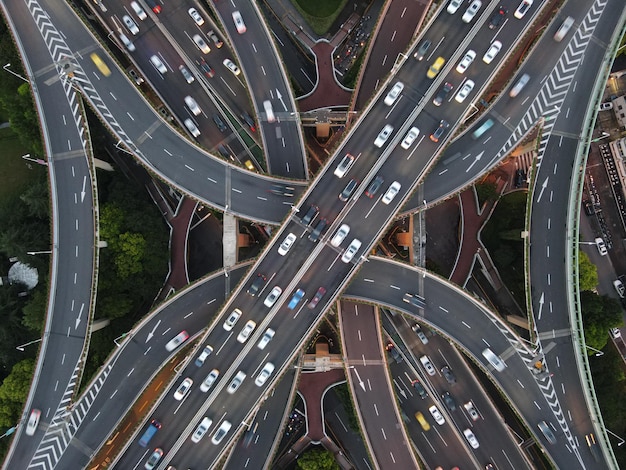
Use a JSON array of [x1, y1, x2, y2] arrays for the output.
[[297, 448, 340, 470], [578, 250, 598, 291], [581, 290, 624, 352]]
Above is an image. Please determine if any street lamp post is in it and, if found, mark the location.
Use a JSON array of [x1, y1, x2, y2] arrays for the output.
[[585, 344, 604, 356], [606, 428, 625, 446], [3, 63, 28, 83], [27, 250, 52, 255], [16, 338, 42, 351], [591, 132, 610, 143]]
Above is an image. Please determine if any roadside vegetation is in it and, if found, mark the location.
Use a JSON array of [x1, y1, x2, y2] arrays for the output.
[[296, 447, 340, 470], [292, 0, 348, 35]]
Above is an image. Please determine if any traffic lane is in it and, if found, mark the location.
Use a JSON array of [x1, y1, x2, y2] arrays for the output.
[[160, 305, 332, 468], [388, 360, 474, 470], [223, 368, 298, 469], [53, 266, 249, 467], [258, 1, 316, 95], [340, 302, 420, 469], [40, 0, 300, 223], [416, 335, 532, 469], [346, 258, 584, 467], [214, 1, 307, 179]]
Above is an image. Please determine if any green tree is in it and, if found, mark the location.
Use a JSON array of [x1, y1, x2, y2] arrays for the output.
[[0, 359, 34, 429], [581, 291, 623, 351], [296, 448, 340, 470], [578, 250, 598, 291], [475, 181, 498, 205], [21, 287, 47, 332]]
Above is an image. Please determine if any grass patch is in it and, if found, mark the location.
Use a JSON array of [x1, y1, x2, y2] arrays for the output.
[[292, 0, 349, 35], [0, 126, 36, 200]]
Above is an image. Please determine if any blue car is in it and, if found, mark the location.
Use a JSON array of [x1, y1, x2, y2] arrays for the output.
[[287, 289, 305, 310]]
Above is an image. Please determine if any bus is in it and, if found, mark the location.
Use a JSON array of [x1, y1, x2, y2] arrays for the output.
[[471, 119, 494, 140], [90, 53, 111, 77]]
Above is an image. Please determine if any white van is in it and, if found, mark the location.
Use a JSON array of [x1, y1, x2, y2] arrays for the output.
[[509, 73, 530, 97], [554, 16, 574, 42], [263, 100, 275, 123], [482, 348, 506, 371]]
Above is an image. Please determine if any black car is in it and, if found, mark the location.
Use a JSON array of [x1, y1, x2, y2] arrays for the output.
[[385, 343, 403, 363], [247, 273, 267, 296], [429, 120, 450, 143], [412, 380, 428, 399], [308, 218, 328, 242], [213, 114, 228, 132], [442, 391, 457, 411], [441, 365, 457, 385], [241, 112, 256, 132], [365, 175, 384, 198], [339, 179, 358, 202], [413, 39, 432, 61], [301, 204, 319, 225], [489, 6, 507, 29], [433, 82, 453, 106]]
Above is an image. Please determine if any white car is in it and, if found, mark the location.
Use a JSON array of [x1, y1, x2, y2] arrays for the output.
[[384, 82, 404, 106], [130, 1, 147, 20], [462, 0, 482, 23], [119, 33, 135, 52], [374, 124, 394, 148], [382, 181, 401, 204], [420, 355, 436, 376], [257, 328, 275, 349], [150, 55, 167, 74], [232, 11, 246, 34], [341, 239, 362, 263], [447, 0, 463, 14], [184, 119, 200, 138], [193, 34, 210, 54], [594, 237, 607, 256], [227, 371, 246, 394], [255, 362, 275, 386], [179, 65, 194, 84], [25, 409, 40, 436], [165, 330, 189, 351], [455, 80, 475, 103], [278, 233, 296, 255], [200, 369, 219, 392], [428, 405, 445, 425], [463, 428, 480, 448], [188, 7, 204, 26], [456, 50, 476, 73], [237, 320, 257, 343], [191, 417, 212, 443], [211, 420, 232, 444], [223, 308, 242, 331], [144, 448, 163, 470], [184, 96, 201, 116], [464, 401, 480, 421], [610, 328, 621, 339], [122, 15, 139, 35], [330, 224, 350, 247], [613, 279, 625, 298], [223, 59, 241, 76], [401, 127, 419, 149], [173, 378, 193, 400], [482, 41, 502, 64], [195, 345, 213, 367], [514, 0, 533, 19], [264, 286, 282, 307]]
